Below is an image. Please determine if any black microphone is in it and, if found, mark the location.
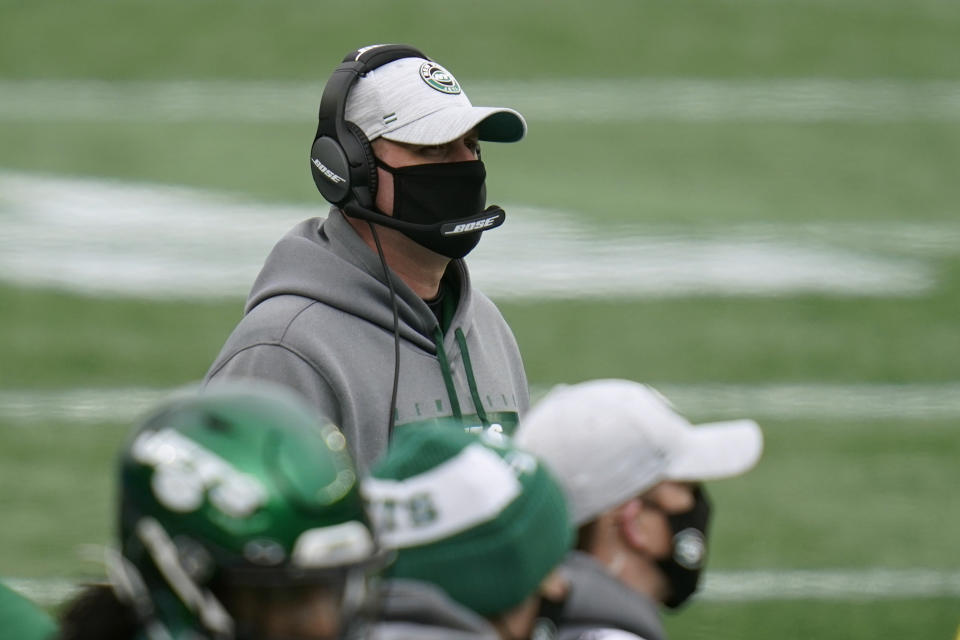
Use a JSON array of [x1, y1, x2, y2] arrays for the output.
[[342, 203, 506, 237]]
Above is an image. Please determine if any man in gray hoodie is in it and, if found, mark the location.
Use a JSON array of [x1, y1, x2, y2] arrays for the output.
[[205, 44, 530, 470], [516, 379, 764, 640]]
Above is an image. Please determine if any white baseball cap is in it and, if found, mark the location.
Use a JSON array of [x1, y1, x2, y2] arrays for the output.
[[344, 56, 527, 146], [515, 379, 763, 525]]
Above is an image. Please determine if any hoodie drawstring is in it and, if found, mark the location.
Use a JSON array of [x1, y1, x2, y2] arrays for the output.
[[455, 328, 489, 426], [432, 326, 489, 426], [433, 326, 462, 419]]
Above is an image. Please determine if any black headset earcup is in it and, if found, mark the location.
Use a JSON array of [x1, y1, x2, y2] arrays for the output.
[[312, 44, 427, 209], [310, 136, 352, 205], [343, 121, 378, 209]]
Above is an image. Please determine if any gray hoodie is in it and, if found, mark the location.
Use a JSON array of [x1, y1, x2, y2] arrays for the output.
[[557, 552, 667, 640], [367, 579, 502, 640], [205, 210, 528, 470]]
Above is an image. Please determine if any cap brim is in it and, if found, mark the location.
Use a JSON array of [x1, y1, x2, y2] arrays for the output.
[[666, 419, 763, 482], [381, 106, 527, 145]]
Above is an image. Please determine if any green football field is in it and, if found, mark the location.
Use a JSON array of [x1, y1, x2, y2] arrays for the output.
[[2, 1, 959, 637]]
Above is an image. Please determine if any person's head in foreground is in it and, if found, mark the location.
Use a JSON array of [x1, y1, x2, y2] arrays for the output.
[[516, 379, 763, 610], [59, 382, 379, 640], [310, 43, 526, 262], [362, 423, 572, 640]]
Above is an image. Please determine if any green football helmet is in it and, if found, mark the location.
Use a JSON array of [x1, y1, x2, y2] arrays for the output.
[[109, 382, 379, 640]]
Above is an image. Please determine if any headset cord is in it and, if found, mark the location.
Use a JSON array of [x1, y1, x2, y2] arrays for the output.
[[368, 222, 401, 439]]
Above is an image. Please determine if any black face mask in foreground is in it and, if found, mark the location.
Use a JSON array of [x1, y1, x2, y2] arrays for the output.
[[376, 159, 494, 259], [656, 485, 712, 609]]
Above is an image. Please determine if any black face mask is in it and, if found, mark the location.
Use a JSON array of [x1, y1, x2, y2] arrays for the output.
[[656, 485, 712, 609], [376, 159, 490, 259]]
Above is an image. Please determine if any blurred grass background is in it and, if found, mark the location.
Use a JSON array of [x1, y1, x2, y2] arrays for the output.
[[2, 1, 959, 637]]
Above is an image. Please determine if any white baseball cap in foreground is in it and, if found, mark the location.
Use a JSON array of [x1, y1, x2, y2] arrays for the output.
[[344, 55, 527, 146], [515, 379, 763, 526]]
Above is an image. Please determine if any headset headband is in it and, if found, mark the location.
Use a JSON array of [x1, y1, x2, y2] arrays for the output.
[[314, 44, 429, 144]]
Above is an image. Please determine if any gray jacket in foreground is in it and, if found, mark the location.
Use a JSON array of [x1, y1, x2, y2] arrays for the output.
[[205, 209, 529, 470], [558, 552, 667, 640], [367, 579, 501, 640]]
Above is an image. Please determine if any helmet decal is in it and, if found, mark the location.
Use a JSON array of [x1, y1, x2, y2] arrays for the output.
[[132, 427, 267, 517], [114, 382, 378, 639]]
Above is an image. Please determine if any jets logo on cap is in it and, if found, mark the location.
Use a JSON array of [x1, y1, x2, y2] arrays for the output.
[[419, 62, 461, 95]]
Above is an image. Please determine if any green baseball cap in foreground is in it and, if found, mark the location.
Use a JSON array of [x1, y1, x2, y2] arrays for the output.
[[516, 379, 764, 526], [363, 424, 572, 617]]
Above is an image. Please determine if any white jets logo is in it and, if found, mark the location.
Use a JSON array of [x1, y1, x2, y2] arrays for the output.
[[132, 428, 267, 518], [419, 62, 461, 95]]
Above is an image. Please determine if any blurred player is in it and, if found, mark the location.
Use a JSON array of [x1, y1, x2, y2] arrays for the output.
[[362, 423, 573, 640], [58, 382, 380, 640], [516, 379, 764, 640]]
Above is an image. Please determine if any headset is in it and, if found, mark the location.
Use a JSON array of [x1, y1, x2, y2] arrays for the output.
[[310, 44, 426, 213], [310, 45, 431, 438], [309, 44, 505, 236]]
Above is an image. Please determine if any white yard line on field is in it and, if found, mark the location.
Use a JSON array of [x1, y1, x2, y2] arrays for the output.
[[0, 172, 949, 299], [7, 568, 960, 607], [701, 568, 960, 602], [655, 382, 960, 422], [2, 383, 959, 425], [2, 78, 960, 123]]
